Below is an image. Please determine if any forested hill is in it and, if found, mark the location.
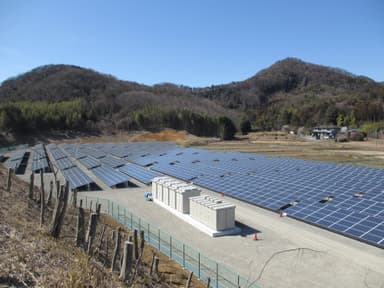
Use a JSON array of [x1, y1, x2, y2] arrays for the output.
[[0, 58, 383, 137]]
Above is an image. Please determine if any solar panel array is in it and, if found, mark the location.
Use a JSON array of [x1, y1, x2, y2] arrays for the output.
[[57, 142, 384, 248]]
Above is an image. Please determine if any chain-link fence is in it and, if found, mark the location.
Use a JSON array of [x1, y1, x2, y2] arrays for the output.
[[80, 195, 260, 288]]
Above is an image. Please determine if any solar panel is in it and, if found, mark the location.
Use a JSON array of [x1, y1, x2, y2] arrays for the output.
[[48, 148, 67, 160], [100, 155, 126, 168], [55, 157, 76, 170], [119, 163, 163, 185], [61, 166, 95, 190], [91, 165, 130, 187], [78, 157, 101, 170], [31, 158, 49, 172]]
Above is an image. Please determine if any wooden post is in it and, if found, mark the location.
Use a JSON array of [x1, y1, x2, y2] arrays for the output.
[[153, 257, 159, 274], [6, 168, 13, 192], [111, 227, 121, 272], [47, 180, 53, 206], [96, 203, 102, 216], [133, 229, 139, 260], [150, 253, 156, 275], [72, 189, 77, 208], [40, 169, 44, 202], [56, 180, 60, 198], [139, 230, 145, 255], [207, 276, 211, 288], [76, 202, 85, 247], [39, 170, 45, 226], [50, 182, 69, 238], [87, 213, 98, 255], [89, 200, 93, 212], [185, 271, 193, 288], [96, 225, 106, 255], [119, 241, 133, 281], [29, 173, 34, 199]]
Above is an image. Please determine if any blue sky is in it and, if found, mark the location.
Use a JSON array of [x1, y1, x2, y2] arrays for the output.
[[0, 0, 383, 87]]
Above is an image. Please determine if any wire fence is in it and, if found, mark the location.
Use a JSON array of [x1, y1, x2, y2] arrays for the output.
[[79, 195, 261, 288]]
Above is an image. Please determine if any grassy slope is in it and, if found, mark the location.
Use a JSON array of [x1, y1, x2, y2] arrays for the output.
[[0, 165, 205, 287]]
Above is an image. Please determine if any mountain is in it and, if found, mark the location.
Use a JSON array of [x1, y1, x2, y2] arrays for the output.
[[0, 58, 383, 135]]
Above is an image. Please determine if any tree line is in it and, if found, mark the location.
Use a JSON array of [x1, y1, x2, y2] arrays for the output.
[[0, 100, 237, 140]]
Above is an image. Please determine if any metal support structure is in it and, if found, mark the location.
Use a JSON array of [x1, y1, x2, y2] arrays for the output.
[[183, 244, 185, 268], [216, 263, 219, 288], [198, 252, 201, 279]]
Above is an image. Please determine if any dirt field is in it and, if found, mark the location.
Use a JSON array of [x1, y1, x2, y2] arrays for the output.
[[203, 132, 384, 168]]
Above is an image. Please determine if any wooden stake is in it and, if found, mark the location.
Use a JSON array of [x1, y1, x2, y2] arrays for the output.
[[76, 204, 85, 248], [89, 200, 93, 212], [6, 168, 13, 192], [185, 271, 193, 288], [119, 241, 133, 281], [140, 230, 145, 255], [207, 276, 211, 288], [56, 180, 60, 198], [150, 253, 156, 275], [29, 173, 34, 199], [96, 225, 106, 255], [111, 227, 121, 272], [133, 229, 139, 259], [72, 189, 77, 208], [40, 170, 45, 226], [153, 257, 159, 274], [50, 182, 69, 238], [47, 180, 53, 206], [96, 203, 102, 216], [87, 213, 98, 255]]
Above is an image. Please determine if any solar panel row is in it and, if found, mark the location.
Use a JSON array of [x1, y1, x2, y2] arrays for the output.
[[61, 167, 95, 190], [91, 165, 130, 187]]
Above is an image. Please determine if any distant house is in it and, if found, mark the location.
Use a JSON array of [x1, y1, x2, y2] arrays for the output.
[[312, 127, 340, 140]]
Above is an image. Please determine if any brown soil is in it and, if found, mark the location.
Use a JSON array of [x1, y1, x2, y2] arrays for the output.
[[0, 166, 206, 287]]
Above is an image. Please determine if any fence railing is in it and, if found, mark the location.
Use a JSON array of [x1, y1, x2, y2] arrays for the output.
[[79, 195, 260, 288], [0, 144, 29, 154]]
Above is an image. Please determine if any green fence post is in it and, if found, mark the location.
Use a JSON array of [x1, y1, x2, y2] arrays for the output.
[[198, 252, 201, 279], [111, 202, 114, 217], [182, 244, 185, 268], [170, 236, 172, 259], [158, 229, 161, 250], [216, 263, 219, 288], [107, 200, 110, 215], [117, 205, 120, 221], [147, 223, 150, 242], [237, 274, 240, 288], [124, 208, 127, 226]]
